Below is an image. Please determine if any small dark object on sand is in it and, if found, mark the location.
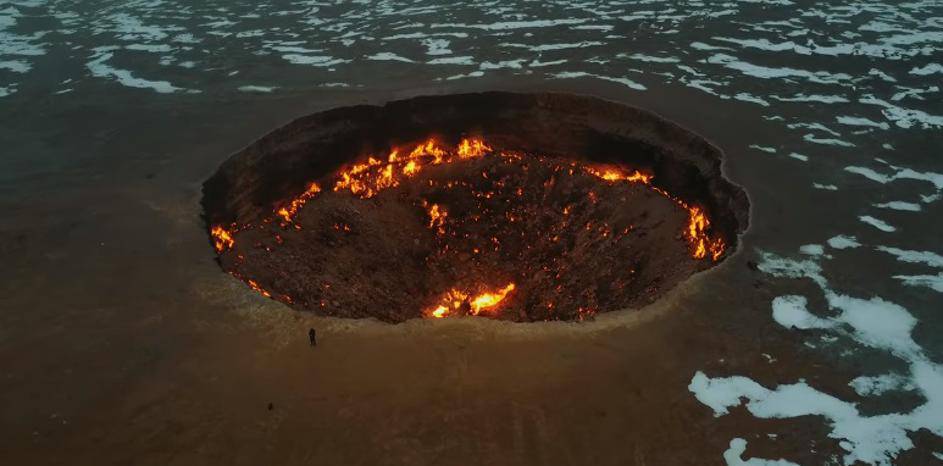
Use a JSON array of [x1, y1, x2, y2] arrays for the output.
[[267, 403, 274, 411], [308, 328, 317, 346]]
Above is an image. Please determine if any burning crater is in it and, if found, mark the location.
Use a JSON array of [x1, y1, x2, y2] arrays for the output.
[[203, 92, 749, 323]]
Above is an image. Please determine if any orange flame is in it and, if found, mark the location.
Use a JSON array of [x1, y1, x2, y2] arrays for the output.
[[457, 137, 491, 159], [334, 138, 487, 198], [211, 225, 235, 253], [425, 282, 516, 318], [247, 279, 272, 298], [681, 204, 725, 261], [470, 283, 516, 315], [409, 139, 447, 163], [213, 135, 728, 315], [585, 164, 724, 261], [276, 182, 321, 223], [585, 165, 653, 184], [431, 305, 449, 318], [426, 203, 448, 234]]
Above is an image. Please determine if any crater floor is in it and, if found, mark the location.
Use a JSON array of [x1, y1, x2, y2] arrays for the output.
[[220, 146, 707, 322]]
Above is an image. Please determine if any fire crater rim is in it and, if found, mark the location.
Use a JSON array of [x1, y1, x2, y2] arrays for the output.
[[202, 92, 750, 323]]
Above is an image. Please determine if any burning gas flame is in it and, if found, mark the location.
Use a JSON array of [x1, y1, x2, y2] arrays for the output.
[[426, 283, 516, 318], [470, 283, 516, 315], [677, 202, 725, 261], [247, 279, 272, 298], [211, 135, 728, 316], [457, 137, 491, 159], [211, 225, 235, 252], [584, 164, 724, 261], [431, 305, 449, 318], [334, 137, 490, 199], [426, 202, 448, 235], [584, 166, 653, 184], [276, 182, 321, 223]]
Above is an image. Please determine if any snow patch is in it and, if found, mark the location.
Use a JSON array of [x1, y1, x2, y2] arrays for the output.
[[238, 85, 277, 93], [86, 50, 186, 94], [771, 295, 834, 330], [723, 438, 799, 466], [875, 246, 943, 268], [874, 201, 921, 212], [550, 71, 646, 91], [827, 235, 860, 250], [859, 215, 896, 232]]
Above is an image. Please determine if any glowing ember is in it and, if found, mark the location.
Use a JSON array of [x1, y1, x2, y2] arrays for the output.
[[209, 135, 729, 322]]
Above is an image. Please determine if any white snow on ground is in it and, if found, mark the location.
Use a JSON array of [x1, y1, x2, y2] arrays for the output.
[[874, 201, 921, 212], [846, 166, 893, 184], [86, 50, 186, 94], [529, 58, 567, 67], [420, 38, 451, 56], [850, 374, 913, 396], [0, 59, 29, 72], [707, 53, 852, 85], [873, 247, 943, 294], [892, 273, 943, 293], [869, 68, 897, 82], [827, 235, 860, 250], [771, 295, 834, 330], [428, 56, 475, 65], [803, 133, 855, 147], [691, 248, 943, 466], [282, 54, 349, 66], [735, 93, 770, 106], [625, 52, 679, 63], [480, 59, 526, 70], [442, 70, 483, 81], [909, 63, 943, 75], [723, 438, 798, 466], [366, 52, 414, 62], [0, 1, 48, 98], [837, 116, 890, 130], [748, 145, 776, 154], [860, 96, 943, 129], [550, 71, 646, 91], [788, 121, 841, 137], [770, 94, 849, 104], [799, 244, 825, 256], [875, 246, 943, 268], [859, 215, 896, 232], [237, 85, 276, 93], [431, 18, 587, 31], [504, 41, 603, 52]]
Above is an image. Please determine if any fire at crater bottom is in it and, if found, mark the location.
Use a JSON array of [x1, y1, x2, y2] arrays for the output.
[[202, 92, 750, 323]]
